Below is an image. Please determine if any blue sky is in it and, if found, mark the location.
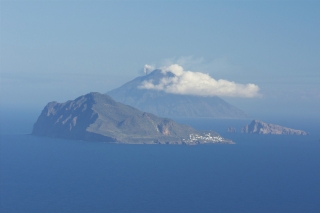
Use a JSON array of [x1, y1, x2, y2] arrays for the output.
[[1, 1, 319, 117]]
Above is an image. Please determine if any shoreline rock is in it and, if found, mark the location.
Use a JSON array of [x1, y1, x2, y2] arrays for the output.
[[227, 127, 237, 133]]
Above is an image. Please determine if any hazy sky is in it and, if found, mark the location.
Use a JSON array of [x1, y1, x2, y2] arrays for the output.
[[1, 1, 319, 117]]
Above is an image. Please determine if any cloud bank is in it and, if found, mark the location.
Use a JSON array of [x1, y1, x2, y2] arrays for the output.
[[139, 64, 260, 98]]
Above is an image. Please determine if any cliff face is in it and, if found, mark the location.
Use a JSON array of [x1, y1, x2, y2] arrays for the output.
[[32, 94, 99, 140], [241, 120, 308, 135], [107, 70, 248, 118], [32, 92, 234, 145]]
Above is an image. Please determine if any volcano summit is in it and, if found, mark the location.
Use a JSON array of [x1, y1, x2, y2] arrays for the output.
[[107, 68, 248, 118]]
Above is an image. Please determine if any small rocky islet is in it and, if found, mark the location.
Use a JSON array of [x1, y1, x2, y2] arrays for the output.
[[227, 120, 308, 135]]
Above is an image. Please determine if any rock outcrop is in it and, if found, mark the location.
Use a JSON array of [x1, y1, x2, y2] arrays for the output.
[[32, 92, 234, 145], [241, 120, 308, 135], [227, 127, 237, 133]]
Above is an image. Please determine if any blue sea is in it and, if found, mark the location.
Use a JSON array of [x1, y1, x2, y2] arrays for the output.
[[1, 110, 320, 213]]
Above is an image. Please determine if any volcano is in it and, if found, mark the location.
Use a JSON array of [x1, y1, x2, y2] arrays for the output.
[[107, 69, 248, 118]]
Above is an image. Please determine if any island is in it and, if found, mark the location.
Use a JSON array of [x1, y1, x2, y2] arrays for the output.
[[32, 92, 234, 145], [241, 120, 308, 135]]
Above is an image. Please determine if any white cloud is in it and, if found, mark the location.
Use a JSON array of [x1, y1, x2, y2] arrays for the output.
[[139, 64, 260, 98]]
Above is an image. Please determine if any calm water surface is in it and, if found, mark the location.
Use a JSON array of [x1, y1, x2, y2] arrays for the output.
[[1, 111, 320, 213]]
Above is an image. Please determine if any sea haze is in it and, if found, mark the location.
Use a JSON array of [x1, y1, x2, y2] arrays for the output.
[[1, 110, 320, 213]]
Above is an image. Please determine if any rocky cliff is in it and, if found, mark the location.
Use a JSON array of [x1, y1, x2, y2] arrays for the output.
[[32, 92, 234, 145], [241, 120, 308, 135]]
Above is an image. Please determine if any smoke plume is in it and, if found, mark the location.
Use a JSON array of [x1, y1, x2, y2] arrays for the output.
[[143, 64, 154, 75]]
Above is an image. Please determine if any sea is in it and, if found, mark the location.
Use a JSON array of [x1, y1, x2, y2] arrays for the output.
[[1, 110, 320, 213]]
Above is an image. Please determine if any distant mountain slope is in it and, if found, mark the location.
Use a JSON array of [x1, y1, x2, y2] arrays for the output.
[[32, 92, 234, 144], [107, 70, 248, 118]]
